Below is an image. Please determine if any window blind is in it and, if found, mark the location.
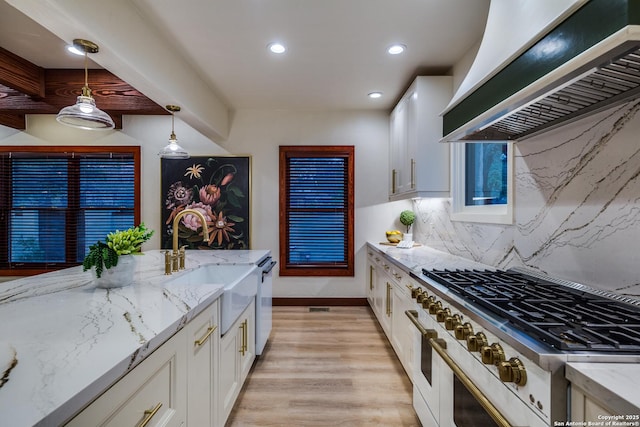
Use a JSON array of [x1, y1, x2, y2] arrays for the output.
[[286, 156, 348, 266], [0, 149, 138, 271]]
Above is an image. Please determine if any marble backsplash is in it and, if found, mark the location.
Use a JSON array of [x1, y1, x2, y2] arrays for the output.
[[412, 100, 640, 297]]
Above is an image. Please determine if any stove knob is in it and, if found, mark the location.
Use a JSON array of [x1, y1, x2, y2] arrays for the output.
[[445, 314, 462, 330], [416, 292, 428, 304], [467, 332, 488, 352], [411, 287, 423, 299], [481, 343, 505, 365], [498, 358, 527, 386], [436, 307, 451, 323], [455, 322, 474, 340], [428, 300, 442, 315], [421, 295, 436, 310]]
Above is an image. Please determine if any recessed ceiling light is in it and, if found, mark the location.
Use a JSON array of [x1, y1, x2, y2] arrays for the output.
[[268, 42, 286, 54], [387, 44, 406, 55], [368, 92, 383, 99]]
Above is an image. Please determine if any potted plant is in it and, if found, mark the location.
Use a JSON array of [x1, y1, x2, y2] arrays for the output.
[[399, 210, 416, 242], [83, 223, 154, 288]]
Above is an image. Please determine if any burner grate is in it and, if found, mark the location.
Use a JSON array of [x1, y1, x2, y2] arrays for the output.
[[422, 268, 640, 352]]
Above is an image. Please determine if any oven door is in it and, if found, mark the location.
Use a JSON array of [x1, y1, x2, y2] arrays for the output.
[[407, 309, 514, 427], [430, 334, 517, 427], [406, 309, 440, 426]]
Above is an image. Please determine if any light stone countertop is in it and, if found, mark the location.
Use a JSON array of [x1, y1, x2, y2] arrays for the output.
[[0, 249, 269, 427], [367, 241, 494, 274], [566, 362, 640, 418]]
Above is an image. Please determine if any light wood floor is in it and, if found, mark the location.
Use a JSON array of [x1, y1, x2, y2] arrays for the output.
[[225, 306, 421, 427]]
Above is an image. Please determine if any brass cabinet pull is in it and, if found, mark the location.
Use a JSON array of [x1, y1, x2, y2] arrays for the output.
[[243, 319, 248, 353], [194, 325, 217, 347], [392, 169, 397, 194], [369, 265, 374, 290], [386, 283, 392, 316], [239, 321, 246, 356], [138, 402, 163, 427], [429, 338, 511, 427], [410, 158, 415, 189]]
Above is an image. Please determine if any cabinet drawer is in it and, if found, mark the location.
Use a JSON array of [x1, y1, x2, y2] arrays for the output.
[[67, 331, 187, 427]]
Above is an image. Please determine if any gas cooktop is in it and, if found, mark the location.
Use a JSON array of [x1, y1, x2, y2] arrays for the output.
[[422, 268, 640, 353]]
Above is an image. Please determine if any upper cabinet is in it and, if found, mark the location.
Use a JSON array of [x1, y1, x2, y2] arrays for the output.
[[389, 76, 452, 200]]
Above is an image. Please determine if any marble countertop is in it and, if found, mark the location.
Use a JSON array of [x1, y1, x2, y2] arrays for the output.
[[566, 362, 640, 417], [367, 241, 493, 274], [0, 249, 269, 427]]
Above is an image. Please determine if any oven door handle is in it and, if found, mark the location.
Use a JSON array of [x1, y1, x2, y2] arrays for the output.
[[429, 337, 511, 427], [405, 310, 429, 335]]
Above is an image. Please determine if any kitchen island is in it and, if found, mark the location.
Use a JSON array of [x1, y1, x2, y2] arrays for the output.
[[0, 249, 269, 427]]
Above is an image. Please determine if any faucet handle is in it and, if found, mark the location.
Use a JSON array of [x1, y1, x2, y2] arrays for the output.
[[164, 250, 172, 275], [179, 245, 187, 269]]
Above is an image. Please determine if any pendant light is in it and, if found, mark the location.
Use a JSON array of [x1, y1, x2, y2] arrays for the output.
[[56, 39, 115, 130], [158, 105, 189, 159]]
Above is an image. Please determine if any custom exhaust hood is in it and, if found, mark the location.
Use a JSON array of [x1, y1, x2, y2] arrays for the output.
[[442, 0, 640, 142]]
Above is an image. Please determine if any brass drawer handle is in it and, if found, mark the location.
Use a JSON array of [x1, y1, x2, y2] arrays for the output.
[[194, 325, 217, 346], [139, 402, 162, 427], [239, 322, 245, 355]]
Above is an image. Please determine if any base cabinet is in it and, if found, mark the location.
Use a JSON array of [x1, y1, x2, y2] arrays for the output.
[[67, 300, 226, 427], [219, 298, 256, 426], [391, 280, 415, 381], [187, 302, 220, 427], [366, 247, 415, 382], [67, 329, 188, 427]]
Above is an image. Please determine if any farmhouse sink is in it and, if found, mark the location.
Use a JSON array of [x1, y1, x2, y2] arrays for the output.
[[167, 263, 259, 335]]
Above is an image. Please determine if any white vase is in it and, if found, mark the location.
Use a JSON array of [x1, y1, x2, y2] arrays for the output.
[[92, 255, 136, 289], [403, 233, 413, 242]]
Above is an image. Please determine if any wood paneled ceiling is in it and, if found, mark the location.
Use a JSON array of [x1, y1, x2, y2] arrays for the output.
[[0, 46, 167, 130]]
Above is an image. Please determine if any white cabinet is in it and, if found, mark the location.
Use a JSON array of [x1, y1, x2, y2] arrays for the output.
[[366, 249, 377, 307], [391, 278, 415, 382], [389, 76, 453, 200], [187, 301, 220, 427], [67, 329, 188, 427], [366, 246, 416, 383], [219, 298, 255, 426], [567, 363, 640, 424]]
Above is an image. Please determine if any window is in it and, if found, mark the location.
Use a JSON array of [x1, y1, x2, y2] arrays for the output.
[[0, 146, 140, 275], [279, 146, 354, 276], [451, 142, 513, 224]]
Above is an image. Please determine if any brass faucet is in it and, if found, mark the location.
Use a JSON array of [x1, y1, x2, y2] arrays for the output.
[[165, 208, 210, 274]]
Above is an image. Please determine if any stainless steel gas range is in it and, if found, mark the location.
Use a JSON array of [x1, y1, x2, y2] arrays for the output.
[[406, 267, 640, 427]]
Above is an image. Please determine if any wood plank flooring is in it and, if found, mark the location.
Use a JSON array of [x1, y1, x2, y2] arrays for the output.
[[225, 306, 420, 426]]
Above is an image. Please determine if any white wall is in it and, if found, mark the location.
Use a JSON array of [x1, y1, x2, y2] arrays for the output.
[[217, 109, 410, 297]]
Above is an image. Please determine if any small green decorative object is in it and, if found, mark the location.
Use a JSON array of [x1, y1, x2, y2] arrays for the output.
[[399, 210, 416, 233], [83, 223, 154, 278]]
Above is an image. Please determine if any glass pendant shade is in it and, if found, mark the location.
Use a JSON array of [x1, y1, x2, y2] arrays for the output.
[[159, 132, 189, 159], [56, 92, 115, 130], [56, 39, 115, 131], [159, 106, 189, 159]]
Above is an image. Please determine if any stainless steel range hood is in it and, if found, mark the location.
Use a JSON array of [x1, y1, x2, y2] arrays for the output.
[[442, 0, 640, 142]]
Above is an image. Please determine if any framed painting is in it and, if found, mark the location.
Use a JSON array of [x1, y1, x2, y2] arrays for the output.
[[161, 156, 251, 250]]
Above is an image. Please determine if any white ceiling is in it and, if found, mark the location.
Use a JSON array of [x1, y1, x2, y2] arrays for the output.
[[0, 0, 490, 139]]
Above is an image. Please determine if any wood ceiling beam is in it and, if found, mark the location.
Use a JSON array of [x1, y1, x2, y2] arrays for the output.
[[0, 46, 45, 98], [0, 50, 168, 130]]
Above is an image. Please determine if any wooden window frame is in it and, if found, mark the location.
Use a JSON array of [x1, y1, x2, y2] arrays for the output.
[[0, 146, 141, 276], [279, 145, 355, 277]]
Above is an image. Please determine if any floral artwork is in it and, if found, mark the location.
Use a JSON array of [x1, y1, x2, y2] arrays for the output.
[[161, 156, 250, 250]]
